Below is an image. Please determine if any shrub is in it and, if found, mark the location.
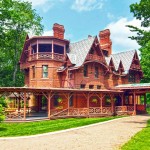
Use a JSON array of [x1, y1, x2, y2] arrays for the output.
[[0, 104, 5, 122]]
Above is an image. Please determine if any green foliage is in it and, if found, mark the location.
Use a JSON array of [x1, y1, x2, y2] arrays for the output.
[[0, 97, 7, 107], [0, 104, 5, 122], [128, 0, 150, 83], [0, 0, 43, 87], [122, 119, 150, 150], [0, 116, 122, 137]]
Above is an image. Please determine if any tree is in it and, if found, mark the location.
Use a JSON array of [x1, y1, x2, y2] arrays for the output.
[[0, 0, 43, 86], [128, 0, 150, 83], [0, 97, 7, 122]]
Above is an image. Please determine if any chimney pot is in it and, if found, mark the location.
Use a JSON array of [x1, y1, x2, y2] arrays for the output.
[[53, 23, 65, 39]]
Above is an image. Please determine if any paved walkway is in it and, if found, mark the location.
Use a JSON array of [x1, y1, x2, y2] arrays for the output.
[[0, 115, 149, 150]]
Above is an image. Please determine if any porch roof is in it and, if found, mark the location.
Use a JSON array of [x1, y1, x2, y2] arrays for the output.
[[114, 83, 150, 90], [0, 87, 123, 93]]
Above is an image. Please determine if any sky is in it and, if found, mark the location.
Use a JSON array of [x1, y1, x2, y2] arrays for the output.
[[23, 0, 141, 53]]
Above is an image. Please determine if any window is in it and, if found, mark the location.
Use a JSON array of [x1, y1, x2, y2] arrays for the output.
[[80, 84, 85, 89], [95, 66, 99, 78], [32, 66, 35, 78], [84, 65, 88, 77], [54, 44, 64, 54], [128, 73, 135, 83], [69, 93, 73, 107], [89, 85, 94, 89], [68, 71, 73, 79], [31, 45, 37, 54], [97, 85, 101, 89], [54, 95, 59, 107], [105, 96, 111, 106], [42, 65, 48, 78], [39, 44, 52, 52]]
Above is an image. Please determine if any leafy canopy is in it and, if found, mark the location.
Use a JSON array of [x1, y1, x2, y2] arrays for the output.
[[0, 0, 43, 87], [128, 0, 150, 83]]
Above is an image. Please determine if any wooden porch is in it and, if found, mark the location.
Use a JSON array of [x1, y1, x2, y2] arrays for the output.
[[0, 86, 147, 122]]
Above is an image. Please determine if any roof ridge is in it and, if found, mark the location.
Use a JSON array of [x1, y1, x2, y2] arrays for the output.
[[71, 36, 96, 44], [111, 49, 136, 56]]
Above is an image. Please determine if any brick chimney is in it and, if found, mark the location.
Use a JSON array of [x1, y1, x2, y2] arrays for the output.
[[99, 29, 112, 56], [53, 23, 65, 40]]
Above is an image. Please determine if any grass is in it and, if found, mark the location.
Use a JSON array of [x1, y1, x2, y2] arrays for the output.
[[0, 116, 121, 137], [121, 108, 150, 150], [121, 119, 150, 150]]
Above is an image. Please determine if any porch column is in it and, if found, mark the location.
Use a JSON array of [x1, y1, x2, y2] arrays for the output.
[[48, 93, 51, 119], [111, 95, 115, 115], [23, 91, 27, 120], [100, 93, 103, 114], [87, 93, 89, 117], [121, 94, 124, 106], [37, 39, 39, 59], [144, 93, 146, 112], [68, 93, 70, 116], [133, 91, 136, 115]]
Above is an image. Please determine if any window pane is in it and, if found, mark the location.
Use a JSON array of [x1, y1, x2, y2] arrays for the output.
[[84, 65, 88, 77], [39, 44, 52, 52], [42, 65, 48, 78], [54, 44, 64, 54]]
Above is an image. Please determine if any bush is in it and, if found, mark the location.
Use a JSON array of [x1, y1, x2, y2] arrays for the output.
[[0, 97, 7, 107], [0, 104, 5, 122]]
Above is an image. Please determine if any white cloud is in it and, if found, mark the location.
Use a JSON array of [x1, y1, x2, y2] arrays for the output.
[[43, 30, 53, 36], [105, 18, 142, 53], [23, 0, 65, 12], [71, 0, 104, 12]]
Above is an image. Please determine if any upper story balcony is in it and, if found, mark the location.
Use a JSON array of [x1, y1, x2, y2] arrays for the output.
[[26, 38, 67, 62], [29, 52, 66, 61]]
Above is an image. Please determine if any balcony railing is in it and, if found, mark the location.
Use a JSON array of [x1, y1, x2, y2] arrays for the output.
[[29, 52, 65, 61], [86, 54, 104, 62]]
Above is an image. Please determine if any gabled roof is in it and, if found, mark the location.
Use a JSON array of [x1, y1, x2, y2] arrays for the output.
[[67, 36, 96, 68], [105, 50, 136, 72]]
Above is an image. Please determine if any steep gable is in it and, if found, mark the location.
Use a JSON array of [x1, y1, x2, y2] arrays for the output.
[[67, 36, 96, 68], [109, 50, 136, 73]]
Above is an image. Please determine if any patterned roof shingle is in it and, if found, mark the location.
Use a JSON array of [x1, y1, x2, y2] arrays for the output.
[[67, 36, 96, 67], [105, 50, 136, 72]]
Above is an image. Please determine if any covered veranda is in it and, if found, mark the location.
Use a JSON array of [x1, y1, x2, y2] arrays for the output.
[[0, 84, 149, 122], [0, 87, 123, 121], [114, 83, 150, 115]]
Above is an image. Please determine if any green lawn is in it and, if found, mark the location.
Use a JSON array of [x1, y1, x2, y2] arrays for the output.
[[0, 116, 121, 137], [121, 108, 150, 150], [121, 119, 150, 150]]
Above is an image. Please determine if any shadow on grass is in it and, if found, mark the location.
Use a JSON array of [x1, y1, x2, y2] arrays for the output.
[[0, 127, 7, 131]]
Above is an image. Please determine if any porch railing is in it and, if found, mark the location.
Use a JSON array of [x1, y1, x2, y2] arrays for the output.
[[115, 106, 134, 112], [89, 107, 112, 114]]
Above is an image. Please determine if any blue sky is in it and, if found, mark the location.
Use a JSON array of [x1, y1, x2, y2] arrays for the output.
[[24, 0, 141, 53]]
